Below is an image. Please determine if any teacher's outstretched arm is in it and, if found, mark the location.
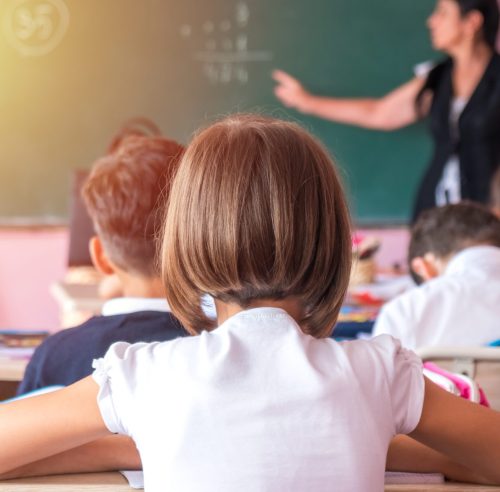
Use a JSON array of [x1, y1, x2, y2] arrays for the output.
[[273, 69, 427, 131]]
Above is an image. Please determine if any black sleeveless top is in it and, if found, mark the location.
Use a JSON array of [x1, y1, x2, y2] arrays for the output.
[[412, 53, 500, 221]]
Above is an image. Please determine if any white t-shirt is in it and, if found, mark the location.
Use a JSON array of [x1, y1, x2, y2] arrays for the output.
[[373, 246, 500, 350], [434, 97, 466, 207], [92, 307, 424, 492]]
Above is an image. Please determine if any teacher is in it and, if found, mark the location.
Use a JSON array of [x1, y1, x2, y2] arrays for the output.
[[273, 0, 500, 221]]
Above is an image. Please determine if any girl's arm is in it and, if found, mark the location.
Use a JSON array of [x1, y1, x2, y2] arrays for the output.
[[0, 376, 111, 475], [387, 435, 494, 485], [0, 435, 140, 480], [272, 70, 426, 130], [408, 377, 500, 484]]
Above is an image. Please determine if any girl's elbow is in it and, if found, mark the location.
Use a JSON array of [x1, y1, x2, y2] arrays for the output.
[[482, 467, 500, 486]]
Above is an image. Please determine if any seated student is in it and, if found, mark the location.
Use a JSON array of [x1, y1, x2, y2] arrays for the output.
[[1, 115, 500, 488], [373, 202, 500, 349], [17, 135, 188, 395]]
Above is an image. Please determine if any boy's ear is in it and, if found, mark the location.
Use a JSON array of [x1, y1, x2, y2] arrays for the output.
[[410, 254, 440, 282], [89, 236, 115, 276]]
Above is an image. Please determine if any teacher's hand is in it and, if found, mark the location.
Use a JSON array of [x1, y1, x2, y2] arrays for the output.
[[273, 70, 313, 113]]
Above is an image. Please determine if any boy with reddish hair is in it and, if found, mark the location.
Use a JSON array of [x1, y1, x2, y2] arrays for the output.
[[17, 135, 188, 394]]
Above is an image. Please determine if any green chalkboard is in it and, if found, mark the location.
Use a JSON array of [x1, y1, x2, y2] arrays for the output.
[[0, 0, 437, 224]]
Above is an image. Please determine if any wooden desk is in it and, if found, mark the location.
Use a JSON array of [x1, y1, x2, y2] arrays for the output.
[[0, 472, 131, 491], [0, 473, 498, 491], [0, 357, 28, 382], [0, 357, 27, 399], [386, 485, 500, 491]]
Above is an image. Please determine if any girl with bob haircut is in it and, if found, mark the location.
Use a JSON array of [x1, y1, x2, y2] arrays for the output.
[[1, 115, 500, 490]]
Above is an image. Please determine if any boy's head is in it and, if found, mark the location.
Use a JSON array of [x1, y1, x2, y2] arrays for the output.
[[161, 114, 352, 337], [82, 135, 184, 279], [409, 202, 500, 284]]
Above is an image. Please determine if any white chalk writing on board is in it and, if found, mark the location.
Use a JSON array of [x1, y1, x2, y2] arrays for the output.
[[2, 0, 69, 57], [180, 2, 273, 85]]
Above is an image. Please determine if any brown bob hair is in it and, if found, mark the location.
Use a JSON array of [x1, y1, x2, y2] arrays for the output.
[[83, 135, 184, 277], [161, 114, 352, 337]]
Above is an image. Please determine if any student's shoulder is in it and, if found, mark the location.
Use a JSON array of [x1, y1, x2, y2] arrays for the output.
[[103, 325, 231, 370], [377, 284, 424, 322], [109, 310, 185, 333], [341, 334, 405, 361], [373, 279, 451, 341], [34, 317, 100, 352], [37, 311, 183, 352], [384, 275, 452, 312], [97, 328, 201, 374], [19, 318, 106, 391], [84, 310, 186, 340], [340, 335, 421, 387]]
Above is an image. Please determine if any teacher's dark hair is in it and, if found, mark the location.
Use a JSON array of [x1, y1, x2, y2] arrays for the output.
[[456, 0, 499, 48], [416, 0, 499, 114]]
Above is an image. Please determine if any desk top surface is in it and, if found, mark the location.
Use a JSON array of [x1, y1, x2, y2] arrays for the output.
[[0, 472, 130, 491], [0, 473, 498, 492], [0, 357, 28, 382], [386, 485, 500, 491]]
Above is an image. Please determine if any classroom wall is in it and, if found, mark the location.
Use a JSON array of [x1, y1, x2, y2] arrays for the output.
[[0, 228, 68, 331], [0, 226, 409, 331], [358, 228, 410, 272]]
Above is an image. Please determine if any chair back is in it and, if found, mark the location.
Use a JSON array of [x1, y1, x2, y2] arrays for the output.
[[417, 347, 500, 411]]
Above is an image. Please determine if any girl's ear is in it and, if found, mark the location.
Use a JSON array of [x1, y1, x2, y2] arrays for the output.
[[410, 254, 440, 282], [89, 236, 115, 276]]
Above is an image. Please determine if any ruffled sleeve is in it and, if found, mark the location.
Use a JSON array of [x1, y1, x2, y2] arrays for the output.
[[92, 341, 147, 436], [370, 335, 425, 435], [92, 357, 123, 434]]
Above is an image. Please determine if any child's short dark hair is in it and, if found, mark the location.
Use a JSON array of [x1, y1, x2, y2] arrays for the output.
[[161, 114, 352, 337], [83, 135, 184, 277], [409, 201, 500, 266]]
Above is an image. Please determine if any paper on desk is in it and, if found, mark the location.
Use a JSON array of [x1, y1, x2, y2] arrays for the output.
[[120, 470, 144, 489], [350, 274, 414, 302], [0, 346, 35, 359]]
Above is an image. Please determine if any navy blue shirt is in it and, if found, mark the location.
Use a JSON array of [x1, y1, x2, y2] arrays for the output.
[[17, 311, 188, 395]]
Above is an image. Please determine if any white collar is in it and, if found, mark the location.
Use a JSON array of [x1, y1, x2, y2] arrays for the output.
[[445, 245, 500, 276], [101, 297, 171, 317], [215, 307, 300, 335]]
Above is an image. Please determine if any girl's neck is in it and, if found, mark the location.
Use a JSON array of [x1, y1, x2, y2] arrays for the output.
[[214, 297, 304, 326]]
